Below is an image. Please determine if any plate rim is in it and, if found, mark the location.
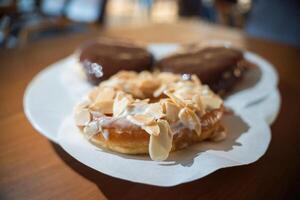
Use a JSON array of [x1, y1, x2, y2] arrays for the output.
[[23, 44, 280, 143]]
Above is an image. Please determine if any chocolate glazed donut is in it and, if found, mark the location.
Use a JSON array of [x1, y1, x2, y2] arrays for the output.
[[79, 39, 153, 85], [156, 46, 253, 95]]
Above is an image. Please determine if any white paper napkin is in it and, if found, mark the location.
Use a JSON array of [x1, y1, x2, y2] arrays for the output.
[[58, 109, 271, 186]]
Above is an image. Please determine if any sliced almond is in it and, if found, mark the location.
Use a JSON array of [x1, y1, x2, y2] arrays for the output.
[[149, 120, 173, 161], [192, 94, 205, 115], [191, 74, 201, 85], [184, 100, 196, 109], [128, 99, 149, 114], [131, 98, 149, 108], [124, 84, 145, 98], [158, 72, 180, 84], [114, 71, 137, 80], [139, 71, 153, 78], [163, 101, 180, 123], [164, 90, 186, 107], [153, 84, 167, 97], [90, 111, 104, 119], [178, 108, 201, 136], [74, 108, 91, 126], [94, 87, 115, 102], [90, 100, 113, 114], [201, 85, 210, 96], [83, 121, 100, 136], [127, 114, 155, 126], [178, 108, 193, 129], [88, 86, 115, 114], [76, 100, 91, 109], [133, 98, 150, 103], [113, 92, 133, 117], [174, 88, 194, 100], [142, 123, 160, 136], [88, 87, 100, 101], [201, 95, 222, 110], [101, 79, 122, 90], [139, 79, 159, 91], [145, 103, 165, 119]]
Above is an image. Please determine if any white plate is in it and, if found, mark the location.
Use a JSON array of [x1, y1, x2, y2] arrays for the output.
[[24, 44, 279, 143], [246, 89, 281, 124]]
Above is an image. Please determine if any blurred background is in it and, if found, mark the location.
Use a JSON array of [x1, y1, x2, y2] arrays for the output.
[[0, 0, 299, 49]]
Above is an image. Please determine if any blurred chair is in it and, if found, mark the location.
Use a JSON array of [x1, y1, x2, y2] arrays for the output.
[[245, 0, 300, 46], [0, 0, 18, 47], [215, 0, 251, 28], [66, 0, 107, 23], [178, 0, 217, 22], [178, 0, 251, 27]]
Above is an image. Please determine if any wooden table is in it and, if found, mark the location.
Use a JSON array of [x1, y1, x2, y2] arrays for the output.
[[0, 20, 299, 200]]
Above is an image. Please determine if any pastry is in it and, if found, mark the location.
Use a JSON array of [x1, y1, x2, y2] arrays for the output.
[[74, 71, 226, 161], [78, 38, 153, 85], [156, 46, 252, 95]]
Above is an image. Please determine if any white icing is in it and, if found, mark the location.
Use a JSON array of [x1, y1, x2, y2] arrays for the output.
[[102, 129, 110, 140], [170, 121, 185, 135], [74, 109, 91, 126], [83, 121, 99, 136]]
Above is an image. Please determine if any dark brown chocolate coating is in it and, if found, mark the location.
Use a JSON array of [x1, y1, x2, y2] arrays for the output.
[[79, 39, 153, 85], [156, 46, 250, 94]]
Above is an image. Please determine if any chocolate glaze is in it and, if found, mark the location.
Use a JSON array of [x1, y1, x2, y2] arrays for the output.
[[79, 39, 153, 85], [156, 46, 252, 94]]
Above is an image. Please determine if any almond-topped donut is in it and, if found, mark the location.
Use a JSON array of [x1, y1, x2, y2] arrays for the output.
[[74, 71, 226, 161]]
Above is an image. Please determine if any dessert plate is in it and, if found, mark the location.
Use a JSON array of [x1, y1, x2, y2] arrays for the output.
[[58, 109, 271, 186], [23, 44, 280, 143]]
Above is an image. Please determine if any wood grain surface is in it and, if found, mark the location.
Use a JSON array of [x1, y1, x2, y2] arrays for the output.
[[0, 20, 299, 200]]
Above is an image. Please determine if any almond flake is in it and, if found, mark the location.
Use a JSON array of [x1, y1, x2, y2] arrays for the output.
[[201, 85, 210, 95], [163, 101, 180, 123], [127, 114, 155, 126], [130, 98, 149, 107], [128, 100, 149, 114], [74, 108, 91, 126], [201, 95, 222, 110], [76, 100, 90, 109], [142, 123, 160, 136], [94, 87, 115, 101], [90, 100, 113, 114], [88, 87, 100, 101], [174, 88, 194, 100], [158, 72, 180, 84], [139, 79, 159, 91], [145, 103, 165, 119], [149, 120, 173, 161], [124, 84, 145, 98], [113, 92, 133, 117], [139, 71, 153, 78], [178, 108, 201, 136], [153, 84, 167, 97], [114, 71, 137, 80], [192, 94, 205, 115], [163, 90, 186, 107], [191, 74, 201, 85], [83, 121, 100, 136]]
